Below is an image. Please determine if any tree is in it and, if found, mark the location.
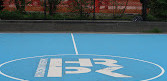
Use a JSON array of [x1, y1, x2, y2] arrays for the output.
[[14, 0, 31, 13], [48, 0, 61, 15], [110, 0, 129, 18], [148, 0, 167, 19], [14, 0, 25, 12], [68, 0, 93, 18], [0, 0, 4, 11]]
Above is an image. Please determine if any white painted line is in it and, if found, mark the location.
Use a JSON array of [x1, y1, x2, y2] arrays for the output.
[[0, 54, 165, 81], [71, 33, 79, 55], [34, 58, 48, 77], [47, 58, 62, 77]]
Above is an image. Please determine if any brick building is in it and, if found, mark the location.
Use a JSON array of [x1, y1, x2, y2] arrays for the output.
[[3, 0, 142, 14]]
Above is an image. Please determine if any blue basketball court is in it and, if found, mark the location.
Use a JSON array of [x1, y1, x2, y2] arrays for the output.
[[0, 33, 166, 81]]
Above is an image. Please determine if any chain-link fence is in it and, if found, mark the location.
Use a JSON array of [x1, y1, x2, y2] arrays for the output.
[[0, 0, 145, 20]]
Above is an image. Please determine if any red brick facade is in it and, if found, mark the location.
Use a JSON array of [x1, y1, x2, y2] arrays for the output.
[[3, 0, 142, 14]]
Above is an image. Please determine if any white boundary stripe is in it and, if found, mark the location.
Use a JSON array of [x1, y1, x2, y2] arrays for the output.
[[0, 54, 165, 81], [71, 33, 79, 55]]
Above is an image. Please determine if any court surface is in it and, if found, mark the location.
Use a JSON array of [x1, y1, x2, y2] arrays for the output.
[[0, 33, 166, 81]]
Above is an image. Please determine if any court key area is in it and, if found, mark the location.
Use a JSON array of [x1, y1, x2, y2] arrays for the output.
[[0, 33, 166, 81]]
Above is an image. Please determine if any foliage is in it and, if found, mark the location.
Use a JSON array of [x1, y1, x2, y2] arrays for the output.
[[14, 0, 32, 13], [109, 0, 129, 19], [68, 0, 93, 18], [143, 28, 162, 33], [147, 14, 157, 21], [0, 0, 4, 11], [148, 0, 167, 20], [0, 11, 91, 20], [0, 10, 137, 20], [0, 10, 24, 19], [48, 0, 62, 15], [24, 12, 46, 19]]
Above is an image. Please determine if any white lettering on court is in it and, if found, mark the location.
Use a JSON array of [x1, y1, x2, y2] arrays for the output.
[[65, 67, 91, 74], [47, 58, 62, 77], [96, 67, 132, 77], [65, 58, 93, 66], [35, 58, 48, 77], [93, 59, 121, 66], [93, 59, 132, 77], [35, 58, 132, 78], [65, 58, 92, 74]]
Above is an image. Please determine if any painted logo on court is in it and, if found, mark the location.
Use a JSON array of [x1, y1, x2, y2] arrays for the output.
[[35, 58, 131, 78], [0, 54, 164, 81]]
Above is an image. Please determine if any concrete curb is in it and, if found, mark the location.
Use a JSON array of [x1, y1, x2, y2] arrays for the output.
[[0, 20, 132, 23]]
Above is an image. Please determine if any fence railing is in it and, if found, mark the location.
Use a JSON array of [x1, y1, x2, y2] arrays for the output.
[[1, 0, 144, 20]]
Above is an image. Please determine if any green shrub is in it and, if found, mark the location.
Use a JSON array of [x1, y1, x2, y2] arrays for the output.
[[24, 12, 46, 20], [148, 0, 167, 21], [147, 14, 157, 21], [0, 10, 24, 20], [143, 28, 162, 33]]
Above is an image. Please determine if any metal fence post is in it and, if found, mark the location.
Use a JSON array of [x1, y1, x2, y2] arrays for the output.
[[93, 0, 96, 20], [141, 0, 147, 21], [44, 0, 47, 20]]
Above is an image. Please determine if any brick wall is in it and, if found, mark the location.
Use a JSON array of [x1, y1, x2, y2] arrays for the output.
[[3, 0, 142, 14]]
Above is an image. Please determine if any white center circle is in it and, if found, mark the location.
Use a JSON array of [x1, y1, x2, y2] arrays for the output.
[[0, 54, 165, 81]]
